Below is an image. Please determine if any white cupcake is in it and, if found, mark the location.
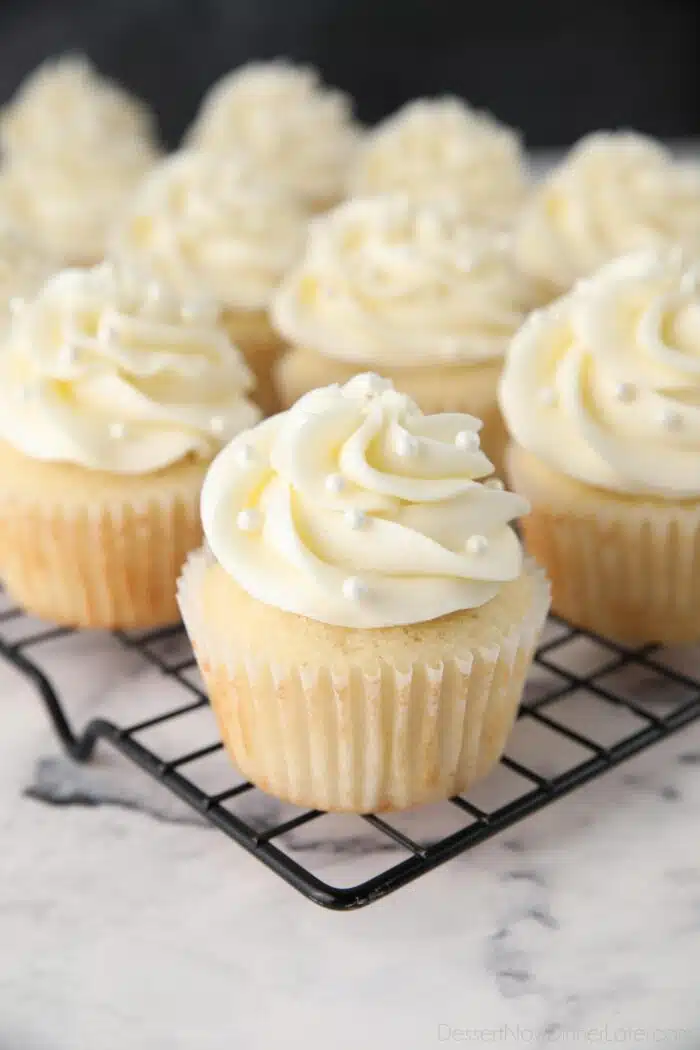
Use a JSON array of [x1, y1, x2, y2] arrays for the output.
[[0, 55, 161, 265], [349, 97, 529, 229], [515, 131, 700, 297], [185, 60, 360, 211]]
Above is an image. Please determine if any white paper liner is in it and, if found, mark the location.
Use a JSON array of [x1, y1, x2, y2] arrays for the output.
[[178, 550, 550, 812]]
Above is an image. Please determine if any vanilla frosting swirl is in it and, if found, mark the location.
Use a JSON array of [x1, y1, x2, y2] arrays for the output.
[[1, 55, 158, 157], [202, 373, 528, 628], [0, 223, 56, 333], [272, 196, 539, 366], [515, 133, 700, 291], [348, 97, 529, 228], [111, 151, 309, 312], [499, 250, 700, 499], [0, 56, 161, 260], [185, 60, 358, 206], [0, 264, 260, 474]]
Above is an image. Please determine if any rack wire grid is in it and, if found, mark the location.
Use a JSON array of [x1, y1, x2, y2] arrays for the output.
[[2, 588, 699, 911]]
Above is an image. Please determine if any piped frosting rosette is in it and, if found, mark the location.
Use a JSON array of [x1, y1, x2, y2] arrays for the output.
[[500, 249, 700, 500], [202, 373, 528, 628], [0, 263, 260, 474]]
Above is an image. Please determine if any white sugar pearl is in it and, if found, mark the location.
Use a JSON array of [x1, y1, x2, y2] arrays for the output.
[[325, 473, 345, 494], [108, 422, 126, 440], [681, 270, 699, 295], [455, 253, 475, 273], [342, 576, 367, 602], [209, 416, 225, 435], [181, 299, 216, 323], [236, 443, 255, 466], [466, 534, 489, 556], [537, 386, 557, 407], [146, 281, 163, 304], [613, 381, 637, 403], [485, 478, 504, 490], [236, 509, 262, 532], [350, 373, 391, 397], [395, 432, 418, 457], [455, 430, 480, 451], [344, 508, 366, 530], [659, 407, 683, 432], [58, 344, 76, 367]]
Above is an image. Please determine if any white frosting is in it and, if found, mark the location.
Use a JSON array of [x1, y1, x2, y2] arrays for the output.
[[0, 55, 161, 260], [499, 250, 700, 499], [202, 373, 528, 628], [185, 60, 358, 205], [272, 196, 539, 366], [0, 223, 56, 333], [348, 97, 529, 228], [111, 151, 309, 312], [0, 263, 260, 474], [1, 54, 158, 157], [515, 132, 700, 290]]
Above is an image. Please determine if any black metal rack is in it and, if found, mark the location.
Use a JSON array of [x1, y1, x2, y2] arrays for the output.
[[2, 592, 699, 911]]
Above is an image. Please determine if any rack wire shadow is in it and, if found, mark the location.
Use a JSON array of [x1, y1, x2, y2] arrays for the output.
[[2, 594, 699, 910]]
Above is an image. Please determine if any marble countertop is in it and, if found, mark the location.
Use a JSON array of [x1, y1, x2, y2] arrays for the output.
[[1, 599, 699, 1050]]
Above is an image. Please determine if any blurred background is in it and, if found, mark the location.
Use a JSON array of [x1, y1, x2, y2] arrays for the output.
[[0, 0, 697, 147]]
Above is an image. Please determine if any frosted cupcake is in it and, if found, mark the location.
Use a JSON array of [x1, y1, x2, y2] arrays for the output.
[[0, 223, 56, 336], [272, 196, 541, 474], [178, 374, 549, 812], [514, 132, 700, 298], [0, 55, 161, 265], [500, 249, 700, 644], [110, 151, 309, 414], [348, 97, 529, 229], [185, 60, 359, 212], [0, 263, 259, 628]]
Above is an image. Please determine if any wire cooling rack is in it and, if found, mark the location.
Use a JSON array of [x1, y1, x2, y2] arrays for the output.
[[2, 590, 699, 910]]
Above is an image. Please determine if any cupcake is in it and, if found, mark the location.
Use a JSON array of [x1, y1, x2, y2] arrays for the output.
[[499, 249, 700, 645], [272, 196, 542, 475], [185, 60, 359, 212], [178, 374, 549, 812], [110, 151, 309, 415], [514, 132, 700, 299], [348, 97, 529, 229], [0, 263, 259, 629], [0, 223, 56, 336], [0, 55, 161, 265]]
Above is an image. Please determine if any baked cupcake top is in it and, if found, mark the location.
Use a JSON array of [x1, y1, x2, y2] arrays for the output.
[[272, 196, 539, 367], [0, 56, 161, 261], [202, 373, 528, 628], [185, 60, 358, 208], [0, 263, 260, 474], [110, 151, 309, 313], [514, 132, 700, 292], [499, 249, 700, 500], [348, 97, 529, 228], [0, 223, 56, 333]]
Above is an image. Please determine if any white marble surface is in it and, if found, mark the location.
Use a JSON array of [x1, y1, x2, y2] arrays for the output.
[[1, 600, 699, 1050]]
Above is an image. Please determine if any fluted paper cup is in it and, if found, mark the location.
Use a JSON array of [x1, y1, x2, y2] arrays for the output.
[[507, 442, 700, 645], [0, 440, 206, 629], [178, 547, 550, 813]]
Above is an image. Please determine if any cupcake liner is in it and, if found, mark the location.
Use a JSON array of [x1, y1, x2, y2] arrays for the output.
[[507, 444, 700, 645], [275, 347, 508, 476], [0, 458, 205, 630], [178, 549, 550, 813]]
